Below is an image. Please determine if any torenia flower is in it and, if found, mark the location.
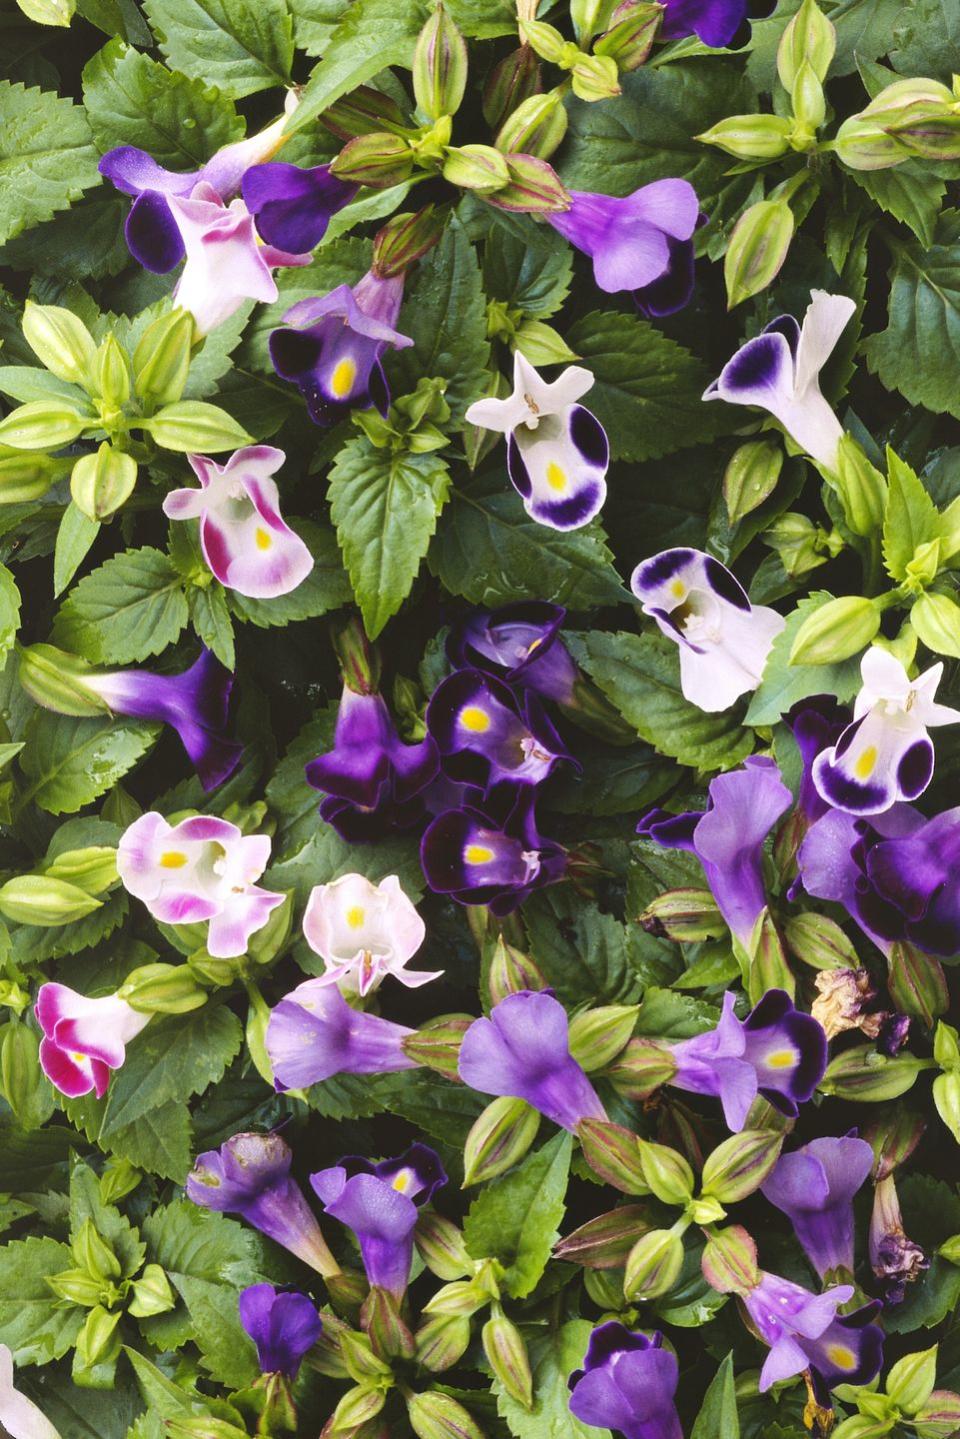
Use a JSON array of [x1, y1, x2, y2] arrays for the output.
[[117, 812, 284, 958], [813, 648, 960, 816], [266, 978, 417, 1091], [465, 354, 609, 530], [36, 983, 151, 1099], [458, 990, 608, 1132], [311, 1144, 446, 1299], [630, 548, 784, 712], [637, 756, 792, 949], [186, 1132, 339, 1276], [169, 182, 311, 336], [659, 0, 748, 46], [269, 269, 413, 426], [239, 1284, 322, 1379], [743, 1270, 883, 1394], [0, 1343, 61, 1439], [870, 1172, 928, 1305], [568, 1324, 682, 1439], [302, 873, 440, 996], [421, 790, 567, 916], [163, 445, 313, 600], [704, 291, 856, 470], [306, 684, 439, 842], [666, 990, 827, 1132], [761, 1135, 874, 1279], [545, 180, 700, 317], [242, 162, 358, 252], [446, 602, 579, 704]]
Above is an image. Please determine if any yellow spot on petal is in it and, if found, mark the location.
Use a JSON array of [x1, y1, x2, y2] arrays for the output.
[[330, 358, 357, 399], [546, 461, 567, 493], [460, 705, 491, 733], [826, 1344, 857, 1370], [160, 851, 188, 869], [391, 1169, 412, 1193], [255, 527, 272, 550], [671, 580, 686, 599], [71, 1052, 88, 1065], [465, 844, 495, 866], [765, 1048, 796, 1070], [854, 745, 878, 780], [346, 906, 365, 929]]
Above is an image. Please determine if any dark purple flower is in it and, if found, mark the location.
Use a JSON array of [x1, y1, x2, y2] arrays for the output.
[[269, 269, 413, 426], [241, 162, 357, 251], [744, 1270, 883, 1394], [186, 1133, 338, 1276], [668, 990, 827, 1132], [420, 790, 567, 916], [761, 1135, 873, 1278], [310, 1144, 446, 1299], [446, 603, 578, 704], [266, 977, 417, 1091], [458, 990, 607, 1131], [637, 756, 791, 949], [306, 684, 439, 842], [546, 180, 700, 314], [568, 1323, 682, 1439], [788, 696, 850, 825], [659, 0, 748, 47], [239, 1283, 322, 1378], [870, 1172, 928, 1305], [83, 647, 242, 791]]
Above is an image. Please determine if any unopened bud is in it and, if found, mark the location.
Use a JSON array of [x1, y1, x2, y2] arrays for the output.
[[362, 1284, 415, 1362], [701, 1224, 759, 1295], [43, 846, 117, 895], [372, 206, 446, 279], [514, 319, 577, 366], [95, 334, 131, 410], [569, 52, 621, 102], [791, 59, 826, 136], [495, 90, 568, 159], [463, 1096, 539, 1185], [22, 301, 97, 387], [1, 1023, 46, 1125], [554, 1205, 650, 1269], [117, 962, 208, 1014], [725, 198, 795, 309], [73, 1219, 121, 1281], [914, 1390, 960, 1438], [71, 443, 137, 521], [486, 152, 571, 213], [886, 1347, 938, 1417], [820, 1045, 932, 1102], [75, 1304, 122, 1371], [518, 18, 567, 62], [133, 309, 194, 408], [483, 45, 541, 130], [863, 1105, 926, 1181], [99, 1158, 141, 1205], [568, 1005, 638, 1073], [624, 1227, 684, 1299], [46, 1267, 103, 1306], [415, 1313, 471, 1372], [827, 434, 887, 533], [413, 4, 468, 119], [934, 1070, 960, 1144], [321, 85, 407, 141], [595, 3, 663, 71], [834, 115, 910, 171], [0, 448, 62, 503], [789, 594, 880, 665], [330, 1385, 387, 1434], [0, 874, 101, 925], [485, 936, 547, 1005], [777, 0, 835, 88], [482, 1313, 533, 1410], [701, 1130, 783, 1203], [0, 400, 88, 451], [443, 144, 510, 192], [407, 1390, 485, 1439], [784, 911, 860, 970], [416, 1211, 471, 1280], [640, 888, 724, 942], [143, 400, 251, 452], [604, 1037, 677, 1098], [339, 1326, 393, 1382], [638, 1139, 694, 1205], [402, 1014, 470, 1078], [330, 133, 415, 187], [128, 1263, 176, 1317], [697, 113, 793, 160], [723, 439, 783, 525], [884, 103, 960, 160], [577, 1118, 648, 1194], [888, 941, 948, 1028], [423, 1278, 490, 1318], [746, 910, 794, 1004]]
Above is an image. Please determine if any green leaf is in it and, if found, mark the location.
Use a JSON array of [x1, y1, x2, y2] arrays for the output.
[[287, 0, 349, 55], [0, 194, 130, 280], [265, 825, 424, 908], [143, 0, 294, 97], [0, 1235, 83, 1363], [464, 1133, 572, 1299], [54, 504, 100, 599], [0, 81, 102, 245], [883, 449, 941, 581], [69, 1161, 145, 1277], [495, 1319, 610, 1439], [430, 473, 628, 609], [52, 546, 189, 663], [744, 593, 864, 725], [846, 165, 945, 249], [329, 438, 451, 639], [68, 1095, 193, 1182], [227, 521, 351, 627], [289, 0, 429, 132], [82, 36, 243, 164], [265, 709, 335, 857], [567, 311, 726, 462], [18, 711, 159, 815], [484, 223, 573, 321], [0, 563, 20, 668], [20, 1365, 143, 1439], [523, 889, 643, 1005], [691, 1353, 739, 1439], [891, 0, 960, 83], [101, 1006, 243, 1137], [568, 630, 753, 771], [189, 582, 235, 669]]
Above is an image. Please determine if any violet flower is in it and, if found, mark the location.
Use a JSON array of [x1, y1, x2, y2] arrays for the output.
[[630, 548, 784, 713], [420, 790, 567, 916], [788, 695, 850, 825], [446, 602, 579, 705], [761, 1135, 874, 1278], [659, 0, 748, 47], [35, 982, 151, 1100], [310, 1143, 446, 1299], [637, 756, 792, 950], [545, 180, 700, 316], [266, 978, 417, 1091], [568, 1323, 682, 1439], [464, 354, 609, 530], [744, 1270, 883, 1394], [163, 445, 313, 600], [269, 269, 413, 426], [667, 990, 827, 1132], [458, 990, 608, 1132], [239, 1284, 322, 1379], [241, 162, 358, 252], [870, 1173, 928, 1305], [302, 873, 440, 997], [186, 1132, 339, 1276], [306, 683, 439, 842]]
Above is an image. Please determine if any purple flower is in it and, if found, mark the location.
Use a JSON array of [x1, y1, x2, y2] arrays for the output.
[[637, 756, 791, 949], [241, 162, 357, 252], [446, 603, 579, 705], [420, 790, 567, 916], [306, 684, 439, 842], [788, 695, 850, 825], [239, 1283, 321, 1378], [458, 990, 607, 1132], [568, 1323, 682, 1439], [659, 0, 748, 47], [81, 647, 242, 791], [35, 983, 150, 1100], [870, 1173, 928, 1305], [668, 990, 827, 1132], [545, 180, 700, 315], [269, 269, 413, 426], [744, 1270, 883, 1394], [761, 1135, 873, 1278], [310, 1144, 446, 1299], [266, 978, 417, 1091], [186, 1133, 338, 1276]]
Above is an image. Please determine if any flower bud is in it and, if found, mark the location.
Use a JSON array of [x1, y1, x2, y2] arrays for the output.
[[0, 399, 88, 451], [423, 1278, 490, 1318], [640, 888, 724, 942], [886, 1346, 938, 1417], [623, 1228, 684, 1299], [828, 434, 887, 534], [819, 1045, 932, 1102], [362, 1284, 415, 1362], [143, 400, 251, 453], [495, 90, 568, 159], [862, 1105, 926, 1181], [834, 114, 909, 170], [789, 594, 881, 665], [46, 1267, 104, 1306], [911, 591, 960, 661], [1, 1022, 47, 1127], [518, 18, 567, 62], [95, 334, 131, 411], [933, 1020, 960, 1072], [884, 104, 960, 160], [0, 874, 101, 926], [746, 910, 795, 1005], [306, 1311, 353, 1379], [783, 911, 859, 970], [553, 1204, 650, 1269], [330, 132, 416, 187], [514, 319, 577, 366], [778, 0, 835, 91], [402, 1014, 470, 1078], [483, 45, 541, 130], [887, 941, 948, 1028], [594, 3, 663, 71], [407, 1391, 485, 1439], [167, 1419, 249, 1439], [133, 308, 194, 408], [723, 439, 783, 525], [569, 52, 621, 102], [330, 1385, 387, 1434], [75, 1304, 122, 1371], [463, 1096, 540, 1185], [791, 59, 826, 136], [604, 1037, 677, 1097], [485, 936, 546, 1006], [443, 144, 511, 192], [73, 1219, 121, 1281], [117, 962, 208, 1015], [415, 1313, 471, 1372], [100, 1158, 141, 1205], [725, 198, 795, 309], [128, 1263, 176, 1317], [482, 1313, 533, 1410], [372, 205, 446, 280], [700, 1224, 759, 1295], [413, 4, 468, 119], [486, 153, 571, 213], [638, 1139, 695, 1205], [577, 1118, 648, 1195], [701, 1130, 783, 1203], [696, 113, 794, 160], [415, 1211, 472, 1280], [71, 442, 137, 521], [568, 1005, 638, 1073], [22, 301, 97, 387], [934, 1070, 960, 1144], [914, 1392, 960, 1439], [0, 447, 62, 503], [339, 1326, 393, 1382], [321, 85, 407, 141]]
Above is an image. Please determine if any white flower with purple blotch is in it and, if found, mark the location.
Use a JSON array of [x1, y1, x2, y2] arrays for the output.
[[117, 812, 284, 959], [35, 982, 151, 1099], [568, 1323, 682, 1439], [631, 548, 784, 712], [704, 290, 856, 470], [163, 445, 313, 600], [813, 648, 960, 816], [0, 1344, 61, 1439], [302, 873, 439, 997], [465, 353, 608, 531], [761, 1135, 874, 1279], [744, 1270, 883, 1395], [266, 978, 418, 1091]]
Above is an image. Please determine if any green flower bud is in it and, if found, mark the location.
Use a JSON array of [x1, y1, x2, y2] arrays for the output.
[[94, 334, 131, 411], [443, 144, 511, 192], [0, 874, 102, 925], [825, 434, 887, 534], [568, 1004, 638, 1072], [482, 1313, 533, 1410], [696, 113, 794, 160], [423, 1277, 491, 1318], [724, 198, 795, 309], [834, 114, 910, 170], [463, 1096, 540, 1185], [1, 1022, 47, 1127], [73, 1219, 121, 1281], [117, 962, 208, 1015], [0, 399, 88, 451], [142, 400, 251, 453], [585, 1266, 628, 1310], [884, 104, 960, 161], [790, 59, 826, 136], [22, 301, 97, 387], [789, 595, 880, 665], [819, 1045, 932, 1102], [495, 90, 569, 160], [887, 941, 948, 1027], [71, 443, 138, 521], [886, 1346, 938, 1417], [43, 846, 117, 895], [913, 1390, 960, 1439], [330, 1385, 388, 1434], [518, 18, 567, 62], [18, 644, 107, 718], [0, 447, 63, 503], [330, 131, 416, 186], [485, 936, 546, 1006], [339, 1326, 393, 1382], [701, 1130, 783, 1203], [99, 1158, 141, 1205], [127, 1263, 176, 1317], [132, 308, 194, 408], [482, 45, 542, 131], [75, 1305, 123, 1378], [569, 51, 621, 102], [487, 152, 571, 213], [570, 0, 617, 43], [700, 1224, 759, 1295], [415, 1313, 472, 1372], [640, 887, 725, 942], [933, 1020, 960, 1071], [407, 1391, 485, 1439], [638, 1139, 695, 1205], [604, 1037, 677, 1098], [514, 319, 578, 366], [362, 1284, 415, 1362], [372, 205, 446, 280], [784, 911, 860, 970], [577, 1118, 649, 1195], [553, 1203, 650, 1269], [746, 909, 794, 1005], [413, 3, 468, 120], [594, 4, 663, 72], [934, 1071, 960, 1144], [777, 0, 835, 87], [46, 1266, 104, 1306], [321, 85, 408, 141], [623, 1227, 685, 1299], [686, 1194, 726, 1225], [415, 1211, 472, 1280], [402, 1014, 471, 1078], [831, 1418, 896, 1439], [723, 439, 783, 525], [862, 1105, 926, 1181], [910, 591, 960, 659], [764, 512, 834, 578], [305, 1310, 352, 1378]]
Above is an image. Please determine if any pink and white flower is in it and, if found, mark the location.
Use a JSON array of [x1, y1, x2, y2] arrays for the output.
[[163, 445, 314, 599], [302, 873, 439, 997], [0, 1343, 62, 1439], [117, 812, 284, 958], [36, 983, 151, 1099]]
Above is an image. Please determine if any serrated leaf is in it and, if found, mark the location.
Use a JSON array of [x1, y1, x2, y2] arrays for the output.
[[0, 81, 101, 245], [0, 1235, 83, 1363], [287, 0, 349, 55], [523, 889, 643, 1006], [69, 1161, 145, 1277], [484, 223, 573, 320], [495, 1319, 609, 1439], [289, 0, 429, 132], [52, 546, 189, 662], [744, 593, 864, 725], [100, 1006, 243, 1137], [464, 1133, 571, 1299], [883, 450, 941, 581], [891, 0, 960, 82], [143, 0, 294, 97], [18, 711, 159, 815], [190, 583, 235, 669], [846, 165, 945, 249]]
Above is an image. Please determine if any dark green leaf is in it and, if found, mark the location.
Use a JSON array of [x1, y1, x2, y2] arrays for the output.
[[144, 0, 294, 96], [464, 1133, 572, 1299]]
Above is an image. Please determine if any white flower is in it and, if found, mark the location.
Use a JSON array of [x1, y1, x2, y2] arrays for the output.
[[302, 874, 440, 997], [0, 1344, 61, 1439]]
